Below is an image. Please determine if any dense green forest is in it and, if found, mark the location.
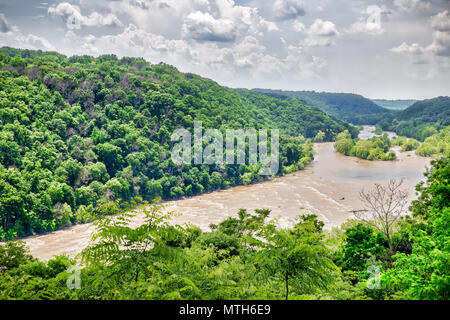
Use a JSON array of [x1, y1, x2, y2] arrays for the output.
[[253, 89, 392, 125], [416, 126, 450, 158], [378, 97, 450, 141], [0, 47, 357, 240], [335, 127, 449, 161], [372, 99, 417, 111], [237, 89, 358, 140], [334, 130, 397, 161], [391, 136, 420, 152], [0, 157, 448, 300]]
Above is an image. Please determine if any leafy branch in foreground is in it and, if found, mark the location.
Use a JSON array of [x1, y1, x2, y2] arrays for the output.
[[249, 215, 338, 300], [80, 197, 177, 283]]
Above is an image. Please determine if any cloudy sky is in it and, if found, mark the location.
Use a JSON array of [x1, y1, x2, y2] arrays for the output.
[[0, 0, 449, 99]]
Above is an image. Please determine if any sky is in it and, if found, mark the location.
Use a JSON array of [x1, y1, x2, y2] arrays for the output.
[[0, 0, 449, 99]]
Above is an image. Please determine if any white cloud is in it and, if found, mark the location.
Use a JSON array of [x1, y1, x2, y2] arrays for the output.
[[0, 12, 53, 51], [206, 1, 280, 38], [284, 45, 327, 80], [304, 19, 339, 47], [0, 24, 54, 51], [293, 20, 306, 33], [391, 10, 450, 63], [24, 34, 55, 51], [48, 2, 123, 29], [427, 30, 450, 57], [391, 42, 425, 54], [390, 42, 429, 63], [309, 19, 339, 37], [129, 0, 150, 10], [393, 0, 431, 12], [104, 0, 278, 43], [4, 0, 449, 99], [182, 11, 237, 42], [273, 0, 306, 21], [431, 10, 450, 32], [59, 21, 325, 83]]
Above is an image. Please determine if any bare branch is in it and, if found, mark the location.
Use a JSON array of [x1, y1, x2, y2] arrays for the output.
[[353, 179, 409, 258]]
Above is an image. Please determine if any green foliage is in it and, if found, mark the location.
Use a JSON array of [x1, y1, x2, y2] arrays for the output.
[[313, 130, 325, 143], [252, 215, 337, 299], [334, 131, 396, 161], [0, 241, 35, 273], [372, 126, 383, 135], [382, 208, 449, 300], [238, 90, 358, 140], [254, 89, 391, 125], [381, 158, 450, 299], [392, 136, 420, 152], [410, 157, 450, 219], [80, 198, 177, 283], [0, 47, 354, 239], [379, 97, 450, 141], [335, 224, 388, 275], [325, 158, 449, 300], [0, 203, 339, 300], [1, 158, 447, 301], [416, 126, 450, 158], [0, 47, 447, 301]]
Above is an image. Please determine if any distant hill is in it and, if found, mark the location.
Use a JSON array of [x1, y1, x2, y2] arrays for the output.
[[253, 89, 392, 125], [378, 96, 450, 140], [372, 99, 417, 110], [237, 89, 359, 140]]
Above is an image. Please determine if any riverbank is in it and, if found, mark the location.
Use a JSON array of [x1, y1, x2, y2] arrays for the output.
[[21, 142, 431, 261]]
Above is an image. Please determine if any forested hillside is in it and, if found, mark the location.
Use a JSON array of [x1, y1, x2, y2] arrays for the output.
[[378, 97, 450, 141], [253, 89, 391, 125], [0, 47, 355, 240], [238, 89, 358, 140]]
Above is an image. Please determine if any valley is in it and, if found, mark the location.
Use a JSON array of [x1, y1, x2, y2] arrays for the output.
[[23, 128, 431, 261]]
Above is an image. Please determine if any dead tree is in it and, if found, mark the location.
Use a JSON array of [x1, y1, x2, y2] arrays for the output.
[[354, 179, 409, 259]]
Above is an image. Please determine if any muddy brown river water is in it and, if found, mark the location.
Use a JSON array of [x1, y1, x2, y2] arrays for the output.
[[22, 128, 432, 261]]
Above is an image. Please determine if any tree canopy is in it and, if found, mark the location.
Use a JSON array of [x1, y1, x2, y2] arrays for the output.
[[0, 47, 357, 239]]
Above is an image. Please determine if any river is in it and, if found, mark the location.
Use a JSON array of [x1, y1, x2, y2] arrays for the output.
[[23, 126, 432, 261]]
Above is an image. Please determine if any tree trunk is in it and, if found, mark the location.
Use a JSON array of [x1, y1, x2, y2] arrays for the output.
[[386, 232, 395, 267]]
